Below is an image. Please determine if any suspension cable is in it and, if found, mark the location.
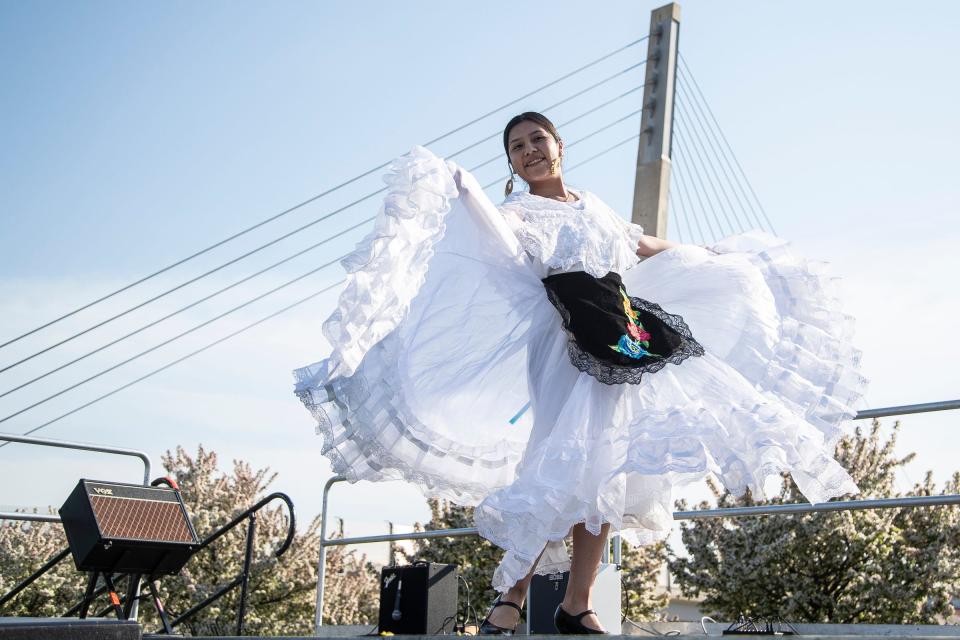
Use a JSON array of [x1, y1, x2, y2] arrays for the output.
[[678, 53, 777, 235], [0, 256, 346, 426], [674, 97, 740, 234], [666, 180, 686, 244], [0, 35, 650, 353], [0, 215, 376, 399], [674, 95, 750, 234], [669, 159, 704, 244], [673, 124, 728, 239], [671, 127, 716, 241], [6, 131, 636, 439], [675, 71, 766, 233], [2, 279, 346, 443], [1, 80, 647, 376], [0, 110, 643, 421]]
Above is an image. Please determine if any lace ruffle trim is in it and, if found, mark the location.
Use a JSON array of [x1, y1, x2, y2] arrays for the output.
[[321, 146, 458, 378]]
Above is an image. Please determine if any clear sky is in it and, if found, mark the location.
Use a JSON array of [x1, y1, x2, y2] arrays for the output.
[[1, 1, 958, 561]]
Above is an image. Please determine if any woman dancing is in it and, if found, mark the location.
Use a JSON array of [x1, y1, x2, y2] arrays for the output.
[[294, 112, 867, 634]]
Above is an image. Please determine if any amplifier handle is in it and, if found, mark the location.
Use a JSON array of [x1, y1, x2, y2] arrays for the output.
[[151, 476, 180, 490]]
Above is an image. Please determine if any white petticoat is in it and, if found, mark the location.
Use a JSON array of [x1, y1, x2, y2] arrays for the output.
[[293, 146, 868, 592]]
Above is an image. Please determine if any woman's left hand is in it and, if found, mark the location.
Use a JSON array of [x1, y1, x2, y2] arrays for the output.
[[636, 234, 677, 258]]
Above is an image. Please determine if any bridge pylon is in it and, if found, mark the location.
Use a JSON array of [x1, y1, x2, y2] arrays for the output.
[[631, 2, 681, 239]]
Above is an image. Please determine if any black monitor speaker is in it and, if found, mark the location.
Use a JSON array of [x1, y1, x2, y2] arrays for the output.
[[378, 562, 458, 634]]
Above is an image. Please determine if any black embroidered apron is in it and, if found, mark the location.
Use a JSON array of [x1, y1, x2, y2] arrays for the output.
[[541, 270, 705, 385]]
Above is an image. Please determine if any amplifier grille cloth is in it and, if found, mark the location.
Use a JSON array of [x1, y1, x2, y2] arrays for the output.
[[91, 495, 194, 543]]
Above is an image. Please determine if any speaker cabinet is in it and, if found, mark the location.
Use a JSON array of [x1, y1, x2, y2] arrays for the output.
[[378, 562, 458, 634], [528, 563, 621, 634], [59, 479, 199, 575]]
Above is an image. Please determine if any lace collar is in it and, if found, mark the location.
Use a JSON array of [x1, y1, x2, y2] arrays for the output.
[[499, 188, 640, 277], [503, 188, 586, 213]]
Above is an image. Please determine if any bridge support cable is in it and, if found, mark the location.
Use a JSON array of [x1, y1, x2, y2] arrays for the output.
[[673, 125, 727, 240], [675, 71, 766, 234], [3, 107, 647, 399], [1, 280, 345, 443], [0, 255, 349, 426], [674, 95, 752, 234], [667, 179, 692, 244], [673, 108, 741, 235], [1, 77, 649, 380], [0, 214, 378, 400], [668, 152, 707, 245], [0, 36, 650, 354], [2, 126, 635, 438], [673, 131, 717, 243], [678, 53, 777, 235], [446, 63, 650, 163], [3, 112, 644, 419], [667, 181, 685, 243], [454, 81, 647, 174]]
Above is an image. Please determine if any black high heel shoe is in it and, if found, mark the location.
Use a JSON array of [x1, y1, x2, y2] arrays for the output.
[[478, 595, 523, 635], [554, 604, 609, 634]]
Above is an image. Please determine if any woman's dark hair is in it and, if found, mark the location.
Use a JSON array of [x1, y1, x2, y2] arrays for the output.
[[502, 111, 562, 164]]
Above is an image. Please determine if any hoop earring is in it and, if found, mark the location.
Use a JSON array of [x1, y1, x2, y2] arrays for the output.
[[504, 165, 515, 196]]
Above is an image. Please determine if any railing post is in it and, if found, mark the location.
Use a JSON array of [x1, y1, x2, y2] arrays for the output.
[[631, 2, 681, 238], [236, 512, 257, 636], [315, 475, 342, 632]]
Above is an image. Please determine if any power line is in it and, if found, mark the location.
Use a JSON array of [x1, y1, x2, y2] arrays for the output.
[[9, 127, 639, 438], [2, 86, 648, 382], [0, 35, 650, 354]]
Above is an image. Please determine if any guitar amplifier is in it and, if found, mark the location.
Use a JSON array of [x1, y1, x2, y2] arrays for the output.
[[59, 479, 199, 575], [378, 562, 458, 634], [528, 563, 621, 634]]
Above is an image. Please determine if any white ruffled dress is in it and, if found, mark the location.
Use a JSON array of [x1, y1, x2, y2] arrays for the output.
[[293, 146, 868, 591]]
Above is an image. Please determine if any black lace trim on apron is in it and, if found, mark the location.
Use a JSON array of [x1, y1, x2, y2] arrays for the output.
[[542, 271, 705, 385]]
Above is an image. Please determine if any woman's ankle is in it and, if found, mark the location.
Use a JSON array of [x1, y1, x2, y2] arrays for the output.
[[560, 594, 591, 613], [503, 585, 526, 606]]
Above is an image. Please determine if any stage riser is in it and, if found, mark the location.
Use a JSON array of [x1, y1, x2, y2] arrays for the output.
[[0, 617, 140, 640]]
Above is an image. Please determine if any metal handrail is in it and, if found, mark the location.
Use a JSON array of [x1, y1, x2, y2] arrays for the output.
[[1, 490, 296, 634], [161, 491, 296, 636], [0, 432, 152, 524], [312, 399, 960, 633], [0, 432, 153, 619], [0, 549, 72, 611]]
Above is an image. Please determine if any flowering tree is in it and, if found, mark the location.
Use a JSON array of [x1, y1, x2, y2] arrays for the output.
[[669, 420, 960, 623], [0, 446, 379, 634], [620, 538, 669, 621]]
